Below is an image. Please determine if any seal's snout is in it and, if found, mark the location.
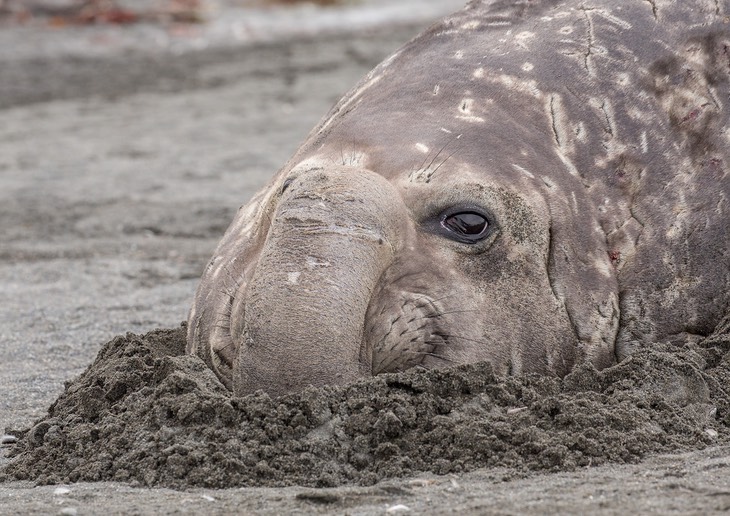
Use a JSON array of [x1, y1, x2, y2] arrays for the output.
[[231, 165, 408, 397]]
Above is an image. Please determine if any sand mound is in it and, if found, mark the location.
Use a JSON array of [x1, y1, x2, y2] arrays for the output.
[[2, 321, 729, 488]]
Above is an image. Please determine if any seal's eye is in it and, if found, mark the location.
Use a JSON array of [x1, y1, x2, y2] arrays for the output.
[[441, 211, 489, 243]]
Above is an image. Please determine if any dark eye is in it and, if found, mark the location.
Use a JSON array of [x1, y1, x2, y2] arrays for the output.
[[441, 211, 490, 243]]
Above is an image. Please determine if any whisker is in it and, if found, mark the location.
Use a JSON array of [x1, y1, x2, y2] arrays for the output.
[[426, 133, 462, 171], [410, 293, 455, 310], [425, 137, 452, 171], [430, 145, 462, 178], [423, 308, 481, 319], [418, 147, 435, 172], [396, 325, 434, 337], [409, 350, 457, 363]]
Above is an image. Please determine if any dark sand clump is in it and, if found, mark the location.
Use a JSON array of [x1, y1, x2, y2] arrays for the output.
[[2, 321, 729, 489]]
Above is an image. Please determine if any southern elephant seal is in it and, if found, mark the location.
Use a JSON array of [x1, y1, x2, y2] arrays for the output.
[[188, 0, 730, 397]]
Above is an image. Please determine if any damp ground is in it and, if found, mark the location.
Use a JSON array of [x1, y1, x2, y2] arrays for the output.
[[2, 323, 730, 513], [2, 320, 730, 489]]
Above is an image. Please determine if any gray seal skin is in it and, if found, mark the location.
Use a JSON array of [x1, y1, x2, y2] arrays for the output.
[[188, 0, 730, 397]]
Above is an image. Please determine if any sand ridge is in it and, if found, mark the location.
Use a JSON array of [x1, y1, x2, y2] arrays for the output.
[[2, 318, 728, 488]]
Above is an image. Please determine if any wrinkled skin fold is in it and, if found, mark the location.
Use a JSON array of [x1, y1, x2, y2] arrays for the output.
[[188, 0, 730, 397]]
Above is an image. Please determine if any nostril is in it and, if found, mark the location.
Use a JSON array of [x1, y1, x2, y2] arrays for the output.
[[281, 178, 294, 194]]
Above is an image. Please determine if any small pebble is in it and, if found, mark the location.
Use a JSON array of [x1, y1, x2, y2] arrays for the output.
[[54, 487, 72, 496], [59, 508, 78, 516], [507, 407, 528, 414], [705, 428, 719, 438], [0, 435, 17, 445], [201, 494, 215, 502], [386, 504, 411, 513]]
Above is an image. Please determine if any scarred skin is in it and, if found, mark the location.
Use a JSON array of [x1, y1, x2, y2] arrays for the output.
[[188, 0, 730, 397]]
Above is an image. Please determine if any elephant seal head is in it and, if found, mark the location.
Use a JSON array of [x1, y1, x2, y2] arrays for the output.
[[188, 153, 608, 397], [187, 0, 730, 396]]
